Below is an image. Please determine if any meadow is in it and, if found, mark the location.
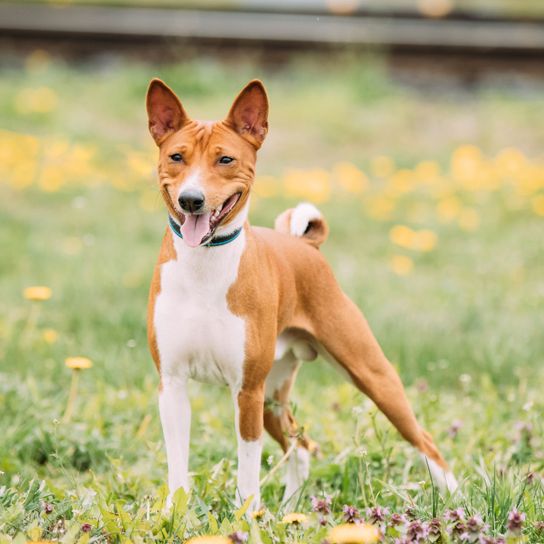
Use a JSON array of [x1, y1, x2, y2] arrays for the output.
[[0, 51, 543, 543]]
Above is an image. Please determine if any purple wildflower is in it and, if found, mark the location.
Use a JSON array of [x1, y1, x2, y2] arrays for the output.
[[467, 514, 488, 534], [451, 522, 468, 538], [448, 419, 463, 439], [228, 531, 248, 544], [416, 379, 428, 393], [507, 508, 526, 534], [43, 502, 54, 514], [390, 513, 408, 527], [406, 519, 429, 542], [311, 495, 332, 515], [427, 518, 442, 541], [405, 506, 417, 520], [446, 508, 466, 523], [342, 504, 361, 524], [515, 422, 533, 435], [81, 523, 92, 533], [366, 506, 389, 525]]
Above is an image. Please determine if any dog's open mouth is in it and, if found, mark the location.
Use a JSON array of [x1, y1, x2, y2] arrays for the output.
[[179, 192, 241, 247]]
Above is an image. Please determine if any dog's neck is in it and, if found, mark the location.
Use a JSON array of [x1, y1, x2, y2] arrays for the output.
[[168, 201, 249, 281], [169, 216, 243, 248]]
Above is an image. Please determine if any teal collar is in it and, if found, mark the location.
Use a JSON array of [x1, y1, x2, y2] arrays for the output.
[[168, 215, 242, 247]]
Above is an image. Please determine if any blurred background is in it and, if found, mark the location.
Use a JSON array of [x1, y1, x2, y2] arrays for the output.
[[1, 0, 544, 539]]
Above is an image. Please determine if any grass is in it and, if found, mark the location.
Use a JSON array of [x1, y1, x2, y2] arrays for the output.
[[0, 51, 543, 542]]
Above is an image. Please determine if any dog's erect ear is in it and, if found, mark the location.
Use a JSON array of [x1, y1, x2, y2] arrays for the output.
[[146, 79, 189, 145], [225, 80, 268, 149]]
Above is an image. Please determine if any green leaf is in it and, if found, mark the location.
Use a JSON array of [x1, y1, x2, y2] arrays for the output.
[[172, 486, 188, 516], [207, 512, 218, 533], [234, 496, 253, 521]]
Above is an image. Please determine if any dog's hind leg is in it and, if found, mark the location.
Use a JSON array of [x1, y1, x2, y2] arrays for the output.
[[264, 349, 318, 504], [313, 292, 458, 492]]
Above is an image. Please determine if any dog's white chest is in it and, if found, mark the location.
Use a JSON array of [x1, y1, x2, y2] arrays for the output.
[[154, 234, 246, 387]]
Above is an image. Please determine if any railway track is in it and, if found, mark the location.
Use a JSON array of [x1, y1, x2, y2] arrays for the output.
[[0, 2, 544, 55]]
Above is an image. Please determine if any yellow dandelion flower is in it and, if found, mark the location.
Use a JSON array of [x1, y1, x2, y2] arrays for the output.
[[371, 155, 395, 178], [254, 175, 278, 198], [532, 195, 544, 216], [42, 328, 58, 344], [44, 138, 69, 159], [415, 160, 441, 184], [334, 162, 368, 194], [10, 160, 38, 189], [458, 208, 480, 231], [185, 537, 231, 544], [390, 255, 414, 276], [111, 175, 132, 192], [281, 512, 308, 524], [436, 196, 461, 222], [23, 286, 52, 301], [495, 147, 526, 177], [65, 357, 93, 370], [284, 169, 331, 204], [38, 165, 64, 192], [413, 229, 437, 252], [389, 225, 415, 249], [127, 152, 154, 178], [328, 522, 380, 544], [250, 508, 265, 520], [516, 166, 542, 196], [389, 169, 416, 195], [450, 145, 483, 184], [365, 196, 395, 220], [63, 357, 92, 422]]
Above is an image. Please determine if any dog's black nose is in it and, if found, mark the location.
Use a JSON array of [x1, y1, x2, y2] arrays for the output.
[[178, 190, 205, 213]]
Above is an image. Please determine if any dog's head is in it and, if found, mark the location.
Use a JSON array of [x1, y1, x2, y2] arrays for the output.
[[146, 79, 268, 247]]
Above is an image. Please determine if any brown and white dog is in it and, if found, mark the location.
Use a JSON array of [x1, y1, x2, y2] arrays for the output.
[[146, 79, 457, 510]]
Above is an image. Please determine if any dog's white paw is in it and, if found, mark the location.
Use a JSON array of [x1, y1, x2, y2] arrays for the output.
[[423, 455, 459, 494]]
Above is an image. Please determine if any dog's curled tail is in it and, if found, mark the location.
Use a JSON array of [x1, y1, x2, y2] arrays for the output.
[[274, 202, 329, 249]]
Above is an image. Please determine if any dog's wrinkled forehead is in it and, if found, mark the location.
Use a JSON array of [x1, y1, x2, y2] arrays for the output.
[[161, 119, 249, 160]]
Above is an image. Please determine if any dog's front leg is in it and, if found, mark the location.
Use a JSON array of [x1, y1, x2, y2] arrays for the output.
[[233, 385, 265, 512], [159, 375, 191, 508]]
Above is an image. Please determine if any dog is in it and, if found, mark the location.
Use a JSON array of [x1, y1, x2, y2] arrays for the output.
[[146, 79, 457, 510]]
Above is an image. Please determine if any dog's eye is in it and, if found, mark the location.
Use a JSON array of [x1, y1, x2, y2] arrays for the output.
[[170, 153, 183, 162], [218, 156, 234, 165]]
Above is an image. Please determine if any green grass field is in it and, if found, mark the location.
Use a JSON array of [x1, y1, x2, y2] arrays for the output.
[[1, 51, 543, 543]]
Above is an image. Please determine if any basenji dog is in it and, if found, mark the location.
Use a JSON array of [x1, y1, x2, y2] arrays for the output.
[[146, 79, 457, 511]]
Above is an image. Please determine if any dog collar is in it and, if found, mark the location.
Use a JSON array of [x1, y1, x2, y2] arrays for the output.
[[168, 215, 243, 247]]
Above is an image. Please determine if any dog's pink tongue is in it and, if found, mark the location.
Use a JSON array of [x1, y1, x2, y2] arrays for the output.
[[180, 213, 211, 247]]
